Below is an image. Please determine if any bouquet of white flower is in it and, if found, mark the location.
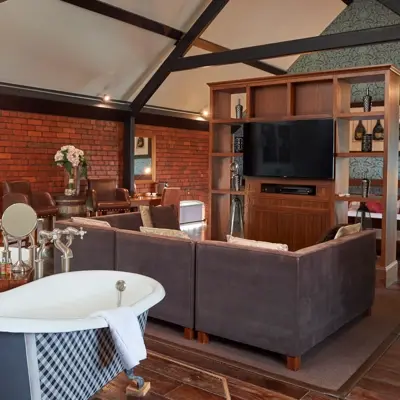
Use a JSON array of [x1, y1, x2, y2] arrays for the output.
[[54, 145, 88, 195], [54, 145, 88, 177]]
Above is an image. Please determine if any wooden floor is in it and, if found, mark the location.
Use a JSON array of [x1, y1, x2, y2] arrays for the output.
[[92, 282, 400, 400]]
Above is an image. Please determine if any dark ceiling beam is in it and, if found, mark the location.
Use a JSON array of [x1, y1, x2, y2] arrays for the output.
[[60, 0, 285, 75], [173, 23, 400, 71], [195, 38, 286, 75], [130, 0, 229, 116], [376, 0, 400, 16]]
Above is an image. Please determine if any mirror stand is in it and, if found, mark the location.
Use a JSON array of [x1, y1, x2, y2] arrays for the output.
[[12, 238, 32, 274]]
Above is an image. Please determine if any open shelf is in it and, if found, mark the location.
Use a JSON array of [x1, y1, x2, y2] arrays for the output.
[[249, 84, 287, 119], [337, 111, 384, 120], [211, 152, 243, 157], [334, 195, 383, 202], [336, 152, 385, 158], [211, 119, 246, 125], [212, 189, 246, 195], [290, 80, 333, 117]]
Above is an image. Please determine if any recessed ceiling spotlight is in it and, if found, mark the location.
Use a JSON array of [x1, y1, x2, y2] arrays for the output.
[[103, 94, 111, 102]]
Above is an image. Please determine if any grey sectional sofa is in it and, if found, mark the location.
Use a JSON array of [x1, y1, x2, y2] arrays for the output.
[[194, 230, 376, 370], [56, 214, 376, 370], [55, 213, 195, 337]]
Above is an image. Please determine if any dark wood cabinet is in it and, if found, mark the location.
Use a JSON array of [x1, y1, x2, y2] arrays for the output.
[[244, 178, 334, 251]]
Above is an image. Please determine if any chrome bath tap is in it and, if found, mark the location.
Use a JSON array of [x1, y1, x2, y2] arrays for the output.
[[35, 227, 86, 275], [53, 227, 86, 273]]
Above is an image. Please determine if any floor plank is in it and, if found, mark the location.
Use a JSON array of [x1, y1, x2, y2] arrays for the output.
[[226, 375, 296, 400], [134, 366, 181, 396], [165, 384, 225, 400], [146, 338, 308, 399], [346, 386, 399, 400], [142, 353, 227, 397], [301, 392, 335, 399]]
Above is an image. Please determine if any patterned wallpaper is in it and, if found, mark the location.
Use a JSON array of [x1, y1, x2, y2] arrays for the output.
[[289, 0, 400, 180]]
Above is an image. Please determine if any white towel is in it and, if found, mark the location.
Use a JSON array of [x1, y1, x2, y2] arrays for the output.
[[92, 307, 147, 370]]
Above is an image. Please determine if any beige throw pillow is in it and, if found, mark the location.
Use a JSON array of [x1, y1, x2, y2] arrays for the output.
[[139, 206, 153, 228], [334, 223, 361, 239], [71, 217, 111, 228], [226, 235, 288, 251], [140, 226, 190, 239]]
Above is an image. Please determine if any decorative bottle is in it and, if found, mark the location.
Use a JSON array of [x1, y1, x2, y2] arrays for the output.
[[361, 178, 370, 198], [361, 130, 373, 152], [363, 88, 372, 112], [372, 120, 384, 141], [354, 120, 366, 141], [235, 99, 243, 119]]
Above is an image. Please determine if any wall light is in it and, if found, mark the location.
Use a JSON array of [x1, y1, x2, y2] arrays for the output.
[[201, 109, 209, 117], [144, 167, 151, 175], [103, 94, 111, 102]]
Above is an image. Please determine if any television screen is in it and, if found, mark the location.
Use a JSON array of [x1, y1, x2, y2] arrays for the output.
[[243, 119, 335, 180]]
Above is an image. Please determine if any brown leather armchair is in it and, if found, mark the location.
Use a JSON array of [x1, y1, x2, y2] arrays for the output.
[[2, 181, 58, 220], [87, 178, 131, 216]]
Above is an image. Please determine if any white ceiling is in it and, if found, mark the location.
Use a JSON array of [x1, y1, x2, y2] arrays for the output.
[[0, 0, 347, 113]]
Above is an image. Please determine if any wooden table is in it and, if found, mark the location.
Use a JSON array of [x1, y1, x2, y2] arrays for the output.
[[55, 195, 87, 219], [130, 195, 162, 210], [0, 269, 33, 293]]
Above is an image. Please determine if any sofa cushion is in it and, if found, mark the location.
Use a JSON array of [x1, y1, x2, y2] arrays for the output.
[[150, 205, 180, 230], [317, 224, 347, 243], [139, 205, 154, 228], [226, 235, 288, 251], [334, 223, 361, 239], [140, 226, 190, 239], [71, 217, 111, 228]]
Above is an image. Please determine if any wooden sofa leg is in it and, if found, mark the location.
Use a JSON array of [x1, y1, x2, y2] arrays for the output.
[[184, 328, 194, 340], [197, 332, 209, 344], [286, 356, 301, 371], [364, 307, 372, 317]]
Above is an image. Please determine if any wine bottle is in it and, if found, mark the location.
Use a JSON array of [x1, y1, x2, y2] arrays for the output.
[[354, 120, 366, 141], [235, 99, 243, 119], [372, 120, 384, 141], [363, 88, 372, 112]]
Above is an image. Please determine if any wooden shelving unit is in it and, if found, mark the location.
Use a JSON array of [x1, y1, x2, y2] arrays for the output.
[[208, 64, 400, 287], [336, 152, 385, 158]]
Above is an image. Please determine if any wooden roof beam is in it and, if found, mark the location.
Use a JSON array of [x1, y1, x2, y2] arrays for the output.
[[60, 0, 285, 75], [172, 23, 400, 71]]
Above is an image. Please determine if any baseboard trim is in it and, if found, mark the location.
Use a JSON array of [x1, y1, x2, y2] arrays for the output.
[[376, 260, 398, 288]]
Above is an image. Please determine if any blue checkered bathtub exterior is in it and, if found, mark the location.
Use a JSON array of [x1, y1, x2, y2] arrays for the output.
[[35, 310, 148, 400]]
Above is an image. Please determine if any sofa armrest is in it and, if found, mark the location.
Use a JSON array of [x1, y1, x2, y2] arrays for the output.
[[115, 229, 195, 329], [295, 230, 376, 355], [116, 188, 130, 202], [54, 220, 116, 273], [195, 240, 300, 355]]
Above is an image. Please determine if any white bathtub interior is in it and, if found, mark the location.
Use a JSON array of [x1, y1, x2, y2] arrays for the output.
[[0, 270, 165, 333]]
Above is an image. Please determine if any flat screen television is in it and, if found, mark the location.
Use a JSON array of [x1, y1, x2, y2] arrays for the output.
[[243, 119, 335, 180]]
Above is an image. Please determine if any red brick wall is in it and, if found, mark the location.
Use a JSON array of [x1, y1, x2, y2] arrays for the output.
[[135, 125, 209, 211], [0, 110, 209, 215]]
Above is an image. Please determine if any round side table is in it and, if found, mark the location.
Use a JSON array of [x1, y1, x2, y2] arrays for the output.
[[54, 195, 87, 219]]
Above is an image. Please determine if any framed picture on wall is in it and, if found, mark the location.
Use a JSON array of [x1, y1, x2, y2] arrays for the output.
[[134, 137, 149, 157]]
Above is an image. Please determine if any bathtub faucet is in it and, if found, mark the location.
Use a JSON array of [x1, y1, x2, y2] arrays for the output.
[[52, 227, 87, 273]]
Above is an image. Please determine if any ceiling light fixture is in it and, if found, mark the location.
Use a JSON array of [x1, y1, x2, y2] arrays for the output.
[[102, 94, 111, 102], [201, 109, 209, 117]]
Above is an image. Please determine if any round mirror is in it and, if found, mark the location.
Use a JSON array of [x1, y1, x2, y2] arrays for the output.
[[1, 203, 38, 238]]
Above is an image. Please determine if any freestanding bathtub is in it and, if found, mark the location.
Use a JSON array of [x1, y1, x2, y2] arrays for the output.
[[0, 270, 165, 400]]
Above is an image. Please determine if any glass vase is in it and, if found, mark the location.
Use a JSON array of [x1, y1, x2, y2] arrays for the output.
[[64, 166, 81, 196]]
